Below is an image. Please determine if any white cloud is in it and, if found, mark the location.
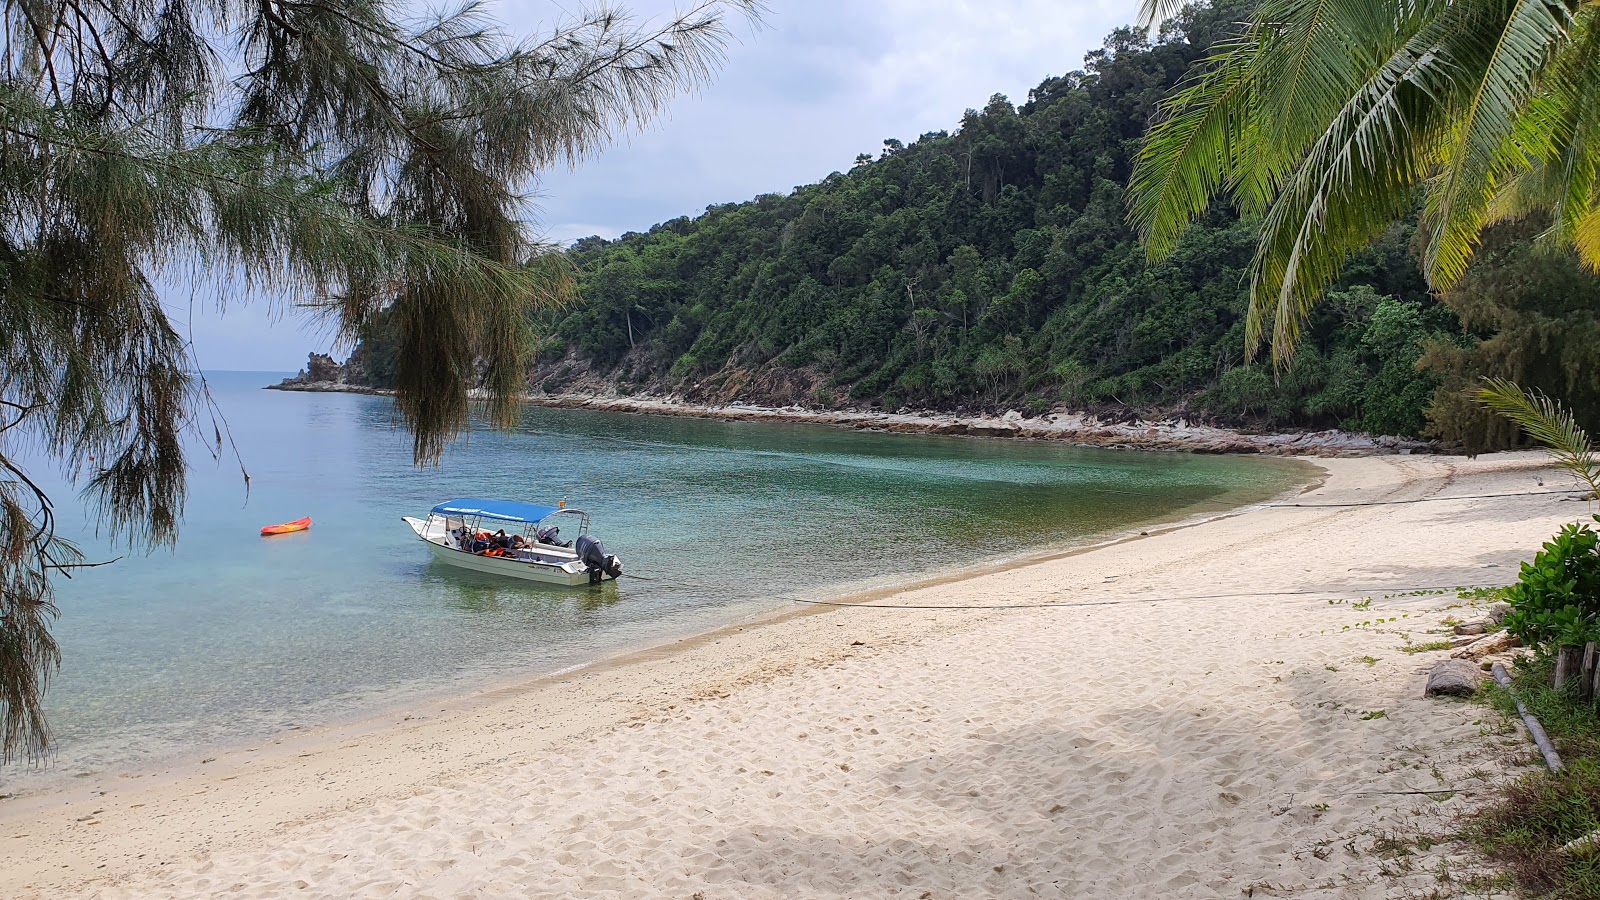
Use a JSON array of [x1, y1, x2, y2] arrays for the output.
[[193, 0, 1137, 366], [862, 0, 1127, 121], [536, 0, 1132, 241]]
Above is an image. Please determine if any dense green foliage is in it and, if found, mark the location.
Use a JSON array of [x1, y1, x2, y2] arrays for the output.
[[525, 5, 1456, 430], [1503, 520, 1600, 651], [1130, 0, 1600, 366], [1424, 221, 1600, 453]]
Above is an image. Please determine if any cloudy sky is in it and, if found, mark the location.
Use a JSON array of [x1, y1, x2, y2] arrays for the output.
[[195, 0, 1133, 371]]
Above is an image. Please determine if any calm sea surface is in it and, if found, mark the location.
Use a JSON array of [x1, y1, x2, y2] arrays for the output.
[[3, 372, 1309, 789]]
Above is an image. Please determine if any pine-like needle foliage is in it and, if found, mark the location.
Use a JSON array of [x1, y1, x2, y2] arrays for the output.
[[1128, 0, 1600, 367], [0, 0, 758, 761], [1477, 378, 1600, 497]]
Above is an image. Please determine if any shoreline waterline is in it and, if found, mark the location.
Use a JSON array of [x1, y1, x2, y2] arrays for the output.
[[1, 452, 1572, 897], [0, 452, 1317, 803], [6, 374, 1312, 796]]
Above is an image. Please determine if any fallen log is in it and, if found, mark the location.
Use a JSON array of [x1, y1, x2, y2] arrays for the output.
[[1452, 631, 1519, 660]]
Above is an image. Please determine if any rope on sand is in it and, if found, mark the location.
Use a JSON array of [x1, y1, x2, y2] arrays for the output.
[[1269, 488, 1581, 508], [784, 582, 1511, 611]]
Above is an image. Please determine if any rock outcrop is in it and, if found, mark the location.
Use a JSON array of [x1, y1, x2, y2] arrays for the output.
[[269, 352, 378, 394], [526, 394, 1434, 457]]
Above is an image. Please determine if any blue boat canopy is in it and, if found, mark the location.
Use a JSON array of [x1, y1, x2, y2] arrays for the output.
[[431, 498, 562, 524]]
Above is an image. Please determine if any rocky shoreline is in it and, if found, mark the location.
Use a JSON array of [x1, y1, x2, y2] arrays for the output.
[[269, 369, 1430, 456], [269, 379, 384, 395], [531, 394, 1429, 456]]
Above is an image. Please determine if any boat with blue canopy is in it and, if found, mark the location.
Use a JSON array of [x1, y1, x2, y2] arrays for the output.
[[401, 498, 623, 586]]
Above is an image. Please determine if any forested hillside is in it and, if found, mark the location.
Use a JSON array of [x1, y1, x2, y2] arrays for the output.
[[355, 1, 1600, 448]]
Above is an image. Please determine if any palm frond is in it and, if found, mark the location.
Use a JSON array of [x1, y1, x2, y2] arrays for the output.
[[1483, 7, 1600, 267], [1129, 34, 1259, 259], [1137, 0, 1191, 28], [1133, 0, 1600, 367], [1421, 0, 1572, 290], [1245, 16, 1453, 362], [1128, 0, 1432, 292], [1242, 0, 1419, 211], [1477, 377, 1600, 497]]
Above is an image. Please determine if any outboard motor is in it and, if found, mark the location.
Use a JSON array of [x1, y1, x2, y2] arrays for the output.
[[574, 534, 623, 584]]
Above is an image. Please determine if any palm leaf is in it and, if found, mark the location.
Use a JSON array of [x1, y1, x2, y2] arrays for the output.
[[1245, 16, 1454, 361], [1129, 0, 1435, 305], [1484, 7, 1600, 267], [1477, 378, 1600, 497], [1421, 0, 1572, 290], [1137, 0, 1192, 28], [1129, 34, 1260, 258]]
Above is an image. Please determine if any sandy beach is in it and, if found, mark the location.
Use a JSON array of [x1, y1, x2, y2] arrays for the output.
[[2, 451, 1578, 897]]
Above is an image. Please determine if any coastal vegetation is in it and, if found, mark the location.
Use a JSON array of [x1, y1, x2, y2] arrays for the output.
[[1132, 0, 1600, 366], [339, 2, 1600, 454], [1476, 660, 1600, 899], [1480, 381, 1600, 653], [0, 0, 756, 759], [1457, 385, 1600, 897]]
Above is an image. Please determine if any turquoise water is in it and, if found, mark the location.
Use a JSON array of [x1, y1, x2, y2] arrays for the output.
[[3, 372, 1308, 788]]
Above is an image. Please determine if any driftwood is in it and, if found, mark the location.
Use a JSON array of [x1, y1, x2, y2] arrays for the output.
[[1592, 652, 1600, 706], [1424, 659, 1482, 697], [1492, 662, 1564, 773], [1555, 643, 1600, 699], [1452, 622, 1487, 636], [1451, 631, 1519, 660]]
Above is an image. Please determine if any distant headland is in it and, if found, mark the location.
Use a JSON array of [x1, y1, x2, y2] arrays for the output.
[[268, 352, 383, 395]]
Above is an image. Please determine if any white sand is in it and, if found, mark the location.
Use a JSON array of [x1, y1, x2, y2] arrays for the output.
[[3, 452, 1577, 897]]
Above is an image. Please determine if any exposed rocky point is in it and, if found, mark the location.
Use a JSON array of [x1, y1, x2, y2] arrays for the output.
[[268, 352, 379, 394]]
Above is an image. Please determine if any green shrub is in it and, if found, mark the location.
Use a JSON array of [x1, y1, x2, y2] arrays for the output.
[[1504, 517, 1600, 651], [669, 352, 700, 379]]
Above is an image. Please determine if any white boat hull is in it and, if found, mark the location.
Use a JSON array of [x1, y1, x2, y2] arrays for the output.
[[401, 517, 612, 587]]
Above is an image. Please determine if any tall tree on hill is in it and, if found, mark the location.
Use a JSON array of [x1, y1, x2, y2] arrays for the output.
[[1128, 0, 1600, 365], [0, 0, 757, 760]]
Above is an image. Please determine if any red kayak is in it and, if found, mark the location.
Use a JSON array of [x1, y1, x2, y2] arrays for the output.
[[261, 517, 311, 536]]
